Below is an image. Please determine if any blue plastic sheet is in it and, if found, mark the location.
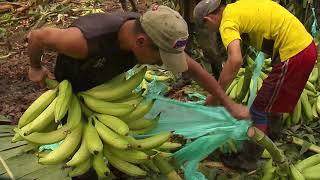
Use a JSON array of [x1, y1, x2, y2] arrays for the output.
[[140, 96, 251, 180], [248, 51, 265, 107], [311, 8, 318, 38]]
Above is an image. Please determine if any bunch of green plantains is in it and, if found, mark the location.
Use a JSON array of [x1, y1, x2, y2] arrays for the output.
[[227, 56, 320, 127], [11, 67, 181, 179]]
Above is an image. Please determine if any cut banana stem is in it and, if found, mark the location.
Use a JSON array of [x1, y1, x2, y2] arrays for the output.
[[288, 136, 320, 154], [247, 127, 289, 174]]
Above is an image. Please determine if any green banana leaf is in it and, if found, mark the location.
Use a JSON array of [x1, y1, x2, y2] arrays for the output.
[[0, 119, 71, 180]]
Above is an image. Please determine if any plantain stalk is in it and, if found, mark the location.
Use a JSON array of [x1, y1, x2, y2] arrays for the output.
[[247, 127, 289, 175], [288, 136, 320, 153], [247, 127, 285, 163]]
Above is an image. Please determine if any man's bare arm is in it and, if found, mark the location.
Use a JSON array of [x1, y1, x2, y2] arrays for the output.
[[27, 27, 89, 86], [218, 40, 243, 90], [185, 52, 250, 120], [27, 27, 89, 69], [185, 55, 233, 107]]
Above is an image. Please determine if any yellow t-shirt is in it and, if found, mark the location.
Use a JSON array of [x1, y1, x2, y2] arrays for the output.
[[219, 0, 313, 61]]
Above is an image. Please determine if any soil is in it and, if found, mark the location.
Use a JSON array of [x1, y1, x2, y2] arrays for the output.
[[0, 0, 152, 124]]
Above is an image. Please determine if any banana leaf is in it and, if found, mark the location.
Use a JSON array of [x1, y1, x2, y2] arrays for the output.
[[0, 123, 71, 180]]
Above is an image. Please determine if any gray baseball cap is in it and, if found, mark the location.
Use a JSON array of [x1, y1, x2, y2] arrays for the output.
[[140, 5, 189, 73], [194, 0, 221, 27]]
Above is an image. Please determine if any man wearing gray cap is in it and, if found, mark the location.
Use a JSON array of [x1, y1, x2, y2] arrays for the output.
[[27, 5, 249, 120], [194, 0, 317, 171]]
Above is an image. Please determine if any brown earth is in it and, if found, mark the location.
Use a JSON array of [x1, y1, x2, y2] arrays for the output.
[[0, 0, 150, 123]]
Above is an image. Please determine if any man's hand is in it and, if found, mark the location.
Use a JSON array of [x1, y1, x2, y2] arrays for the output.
[[206, 94, 250, 120], [185, 54, 250, 120], [227, 102, 251, 120], [205, 94, 220, 106], [218, 40, 242, 90], [28, 66, 50, 88]]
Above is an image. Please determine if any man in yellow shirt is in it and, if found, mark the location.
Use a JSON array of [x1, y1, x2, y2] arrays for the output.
[[194, 0, 317, 170]]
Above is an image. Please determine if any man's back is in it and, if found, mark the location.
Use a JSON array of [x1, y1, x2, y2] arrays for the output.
[[54, 12, 140, 91], [220, 0, 313, 61]]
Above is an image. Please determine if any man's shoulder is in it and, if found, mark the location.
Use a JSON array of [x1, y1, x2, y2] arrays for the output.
[[71, 11, 140, 38], [75, 11, 140, 23]]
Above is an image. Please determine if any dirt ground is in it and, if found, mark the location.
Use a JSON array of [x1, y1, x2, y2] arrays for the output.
[[0, 0, 149, 124]]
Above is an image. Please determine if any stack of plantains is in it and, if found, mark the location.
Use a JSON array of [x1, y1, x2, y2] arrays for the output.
[[226, 56, 320, 127], [11, 67, 182, 179]]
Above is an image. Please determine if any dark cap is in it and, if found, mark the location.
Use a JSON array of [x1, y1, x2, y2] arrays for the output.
[[194, 0, 221, 27]]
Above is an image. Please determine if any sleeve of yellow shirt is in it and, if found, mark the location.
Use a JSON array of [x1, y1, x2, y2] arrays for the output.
[[219, 20, 242, 50]]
